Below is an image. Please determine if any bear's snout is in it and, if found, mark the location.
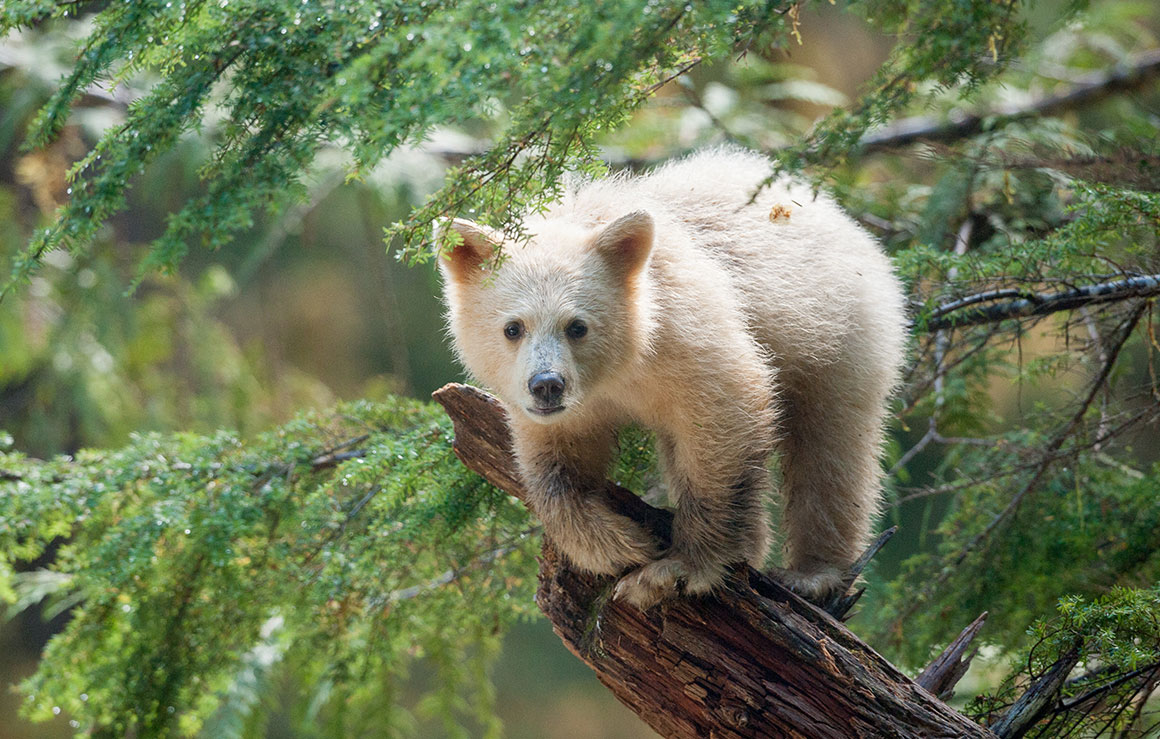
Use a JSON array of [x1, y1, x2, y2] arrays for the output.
[[528, 371, 566, 408]]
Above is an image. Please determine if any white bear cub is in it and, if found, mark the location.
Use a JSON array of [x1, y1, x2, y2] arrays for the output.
[[438, 148, 907, 609]]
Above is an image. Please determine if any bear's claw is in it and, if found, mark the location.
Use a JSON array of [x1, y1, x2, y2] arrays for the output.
[[612, 556, 728, 610]]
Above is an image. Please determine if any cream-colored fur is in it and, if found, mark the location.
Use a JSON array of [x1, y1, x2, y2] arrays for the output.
[[438, 148, 907, 609]]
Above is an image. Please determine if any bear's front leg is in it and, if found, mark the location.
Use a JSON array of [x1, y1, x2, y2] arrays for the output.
[[613, 429, 773, 610], [513, 422, 662, 577]]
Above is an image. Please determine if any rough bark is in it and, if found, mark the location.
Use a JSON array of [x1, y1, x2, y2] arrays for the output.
[[432, 382, 995, 739]]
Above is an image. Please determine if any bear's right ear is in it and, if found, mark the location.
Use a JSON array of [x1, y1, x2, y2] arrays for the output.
[[436, 218, 500, 283], [593, 210, 654, 280]]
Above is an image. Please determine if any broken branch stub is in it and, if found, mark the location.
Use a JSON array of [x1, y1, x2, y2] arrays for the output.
[[917, 612, 989, 701]]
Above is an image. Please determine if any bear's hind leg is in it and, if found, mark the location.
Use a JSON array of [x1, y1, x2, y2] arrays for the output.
[[614, 428, 773, 609], [777, 369, 892, 601]]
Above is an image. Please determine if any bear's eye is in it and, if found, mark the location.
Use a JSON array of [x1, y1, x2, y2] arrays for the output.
[[566, 320, 588, 340], [503, 321, 524, 340]]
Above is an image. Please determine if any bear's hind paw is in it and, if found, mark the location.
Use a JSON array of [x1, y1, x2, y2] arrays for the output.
[[771, 566, 847, 604]]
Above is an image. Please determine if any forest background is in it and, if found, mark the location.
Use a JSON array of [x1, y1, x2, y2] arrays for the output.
[[1, 0, 1160, 736]]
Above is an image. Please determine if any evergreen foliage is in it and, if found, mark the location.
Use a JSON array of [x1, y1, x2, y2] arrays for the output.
[[2, 399, 539, 736], [0, 0, 1025, 289], [972, 587, 1160, 736]]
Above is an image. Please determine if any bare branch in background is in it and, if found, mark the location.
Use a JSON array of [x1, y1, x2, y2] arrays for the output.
[[924, 274, 1160, 331], [860, 50, 1160, 152], [887, 303, 1150, 632]]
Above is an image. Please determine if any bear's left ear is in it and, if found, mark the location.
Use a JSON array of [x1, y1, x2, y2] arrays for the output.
[[593, 210, 654, 279], [436, 218, 501, 283]]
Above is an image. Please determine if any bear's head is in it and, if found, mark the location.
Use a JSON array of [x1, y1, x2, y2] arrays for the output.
[[437, 211, 654, 425]]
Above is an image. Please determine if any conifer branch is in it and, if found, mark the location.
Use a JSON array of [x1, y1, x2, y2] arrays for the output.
[[860, 50, 1160, 152], [887, 304, 1149, 635]]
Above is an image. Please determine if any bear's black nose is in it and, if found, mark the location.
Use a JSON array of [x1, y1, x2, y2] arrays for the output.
[[529, 372, 565, 406]]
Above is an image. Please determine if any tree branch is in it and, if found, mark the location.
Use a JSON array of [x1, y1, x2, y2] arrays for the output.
[[432, 382, 994, 739], [860, 50, 1160, 152], [924, 274, 1160, 331], [991, 648, 1082, 738]]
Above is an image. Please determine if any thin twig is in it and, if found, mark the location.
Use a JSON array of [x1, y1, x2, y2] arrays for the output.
[[888, 305, 1148, 630], [1058, 662, 1160, 712], [946, 303, 1145, 567], [310, 434, 371, 469], [889, 405, 1157, 508], [383, 528, 540, 604]]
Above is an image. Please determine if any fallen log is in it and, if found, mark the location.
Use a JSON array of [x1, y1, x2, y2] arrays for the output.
[[433, 382, 994, 738]]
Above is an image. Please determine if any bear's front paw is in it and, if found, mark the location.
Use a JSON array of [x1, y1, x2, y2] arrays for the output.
[[612, 557, 728, 609], [554, 514, 662, 577]]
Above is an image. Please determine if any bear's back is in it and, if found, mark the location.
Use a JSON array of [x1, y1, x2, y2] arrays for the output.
[[539, 149, 906, 384]]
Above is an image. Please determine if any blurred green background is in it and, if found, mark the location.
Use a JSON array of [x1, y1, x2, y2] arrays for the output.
[[3, 1, 1158, 736]]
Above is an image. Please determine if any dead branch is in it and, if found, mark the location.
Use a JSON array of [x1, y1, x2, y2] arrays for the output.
[[432, 382, 995, 739], [860, 50, 1160, 152], [925, 274, 1160, 331], [822, 525, 897, 620], [991, 648, 1082, 738], [917, 612, 988, 701]]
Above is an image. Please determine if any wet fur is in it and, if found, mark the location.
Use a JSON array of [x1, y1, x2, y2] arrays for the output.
[[438, 148, 907, 608]]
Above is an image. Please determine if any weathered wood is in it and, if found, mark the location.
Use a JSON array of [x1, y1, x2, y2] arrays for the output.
[[916, 612, 988, 700], [432, 382, 995, 738], [991, 648, 1081, 738]]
